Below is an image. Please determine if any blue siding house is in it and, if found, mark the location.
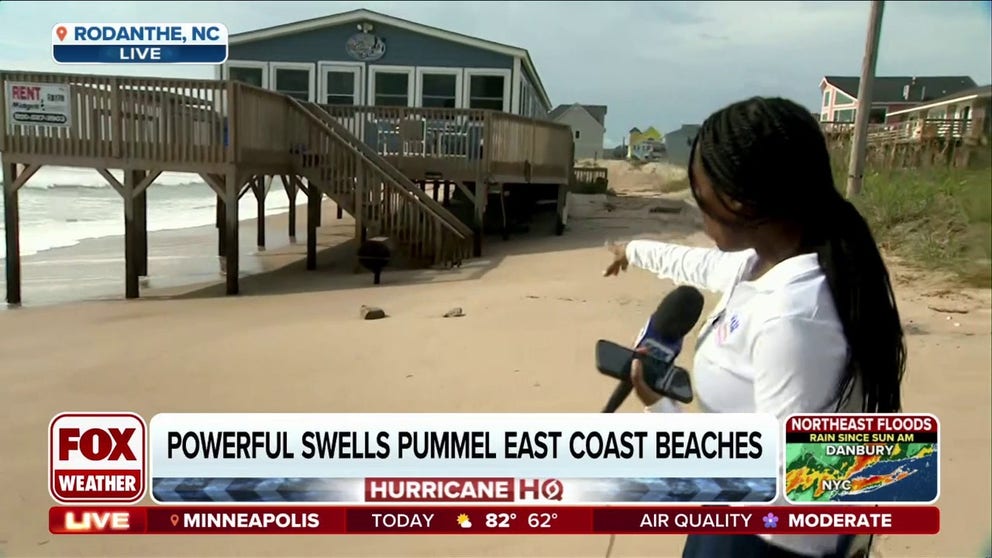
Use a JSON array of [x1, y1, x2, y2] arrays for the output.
[[220, 9, 553, 118]]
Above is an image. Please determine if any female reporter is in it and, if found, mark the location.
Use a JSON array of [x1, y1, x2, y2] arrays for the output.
[[606, 97, 905, 558]]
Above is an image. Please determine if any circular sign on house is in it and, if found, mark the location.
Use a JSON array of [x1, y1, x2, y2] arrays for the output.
[[346, 33, 386, 62]]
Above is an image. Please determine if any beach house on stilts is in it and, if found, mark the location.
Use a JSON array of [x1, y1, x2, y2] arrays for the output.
[[0, 9, 573, 304]]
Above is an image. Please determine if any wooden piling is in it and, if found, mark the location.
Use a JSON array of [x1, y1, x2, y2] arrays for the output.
[[473, 181, 486, 257], [135, 176, 148, 276], [225, 171, 240, 295], [498, 184, 509, 241], [283, 175, 297, 241], [555, 182, 568, 236], [3, 161, 21, 305], [215, 196, 225, 257], [255, 175, 267, 249], [354, 160, 367, 272], [306, 178, 319, 270], [123, 170, 140, 299]]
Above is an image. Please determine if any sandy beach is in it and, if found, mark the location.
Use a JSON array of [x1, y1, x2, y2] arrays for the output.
[[0, 163, 989, 557]]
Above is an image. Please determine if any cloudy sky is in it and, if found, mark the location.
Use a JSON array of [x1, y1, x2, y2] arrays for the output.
[[1, 1, 989, 146]]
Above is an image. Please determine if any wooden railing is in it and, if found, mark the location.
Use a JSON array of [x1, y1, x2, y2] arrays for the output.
[[0, 71, 473, 265], [0, 71, 229, 165], [486, 111, 573, 182], [320, 105, 573, 183], [819, 119, 978, 143], [573, 166, 608, 186], [231, 85, 473, 264], [300, 103, 474, 237], [322, 106, 487, 178], [0, 71, 567, 265]]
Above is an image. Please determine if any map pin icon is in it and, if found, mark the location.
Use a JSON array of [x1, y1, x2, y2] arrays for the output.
[[170, 514, 179, 527], [56, 26, 67, 41]]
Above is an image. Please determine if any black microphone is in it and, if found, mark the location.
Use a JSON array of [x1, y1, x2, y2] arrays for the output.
[[598, 285, 705, 413]]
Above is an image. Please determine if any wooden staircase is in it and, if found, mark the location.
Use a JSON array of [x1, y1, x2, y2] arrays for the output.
[[285, 99, 474, 267]]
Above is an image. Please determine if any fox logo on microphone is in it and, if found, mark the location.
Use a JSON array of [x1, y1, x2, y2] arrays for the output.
[[517, 479, 564, 501], [48, 412, 146, 503]]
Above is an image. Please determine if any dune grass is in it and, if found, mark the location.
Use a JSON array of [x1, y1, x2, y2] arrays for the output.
[[593, 152, 991, 286], [832, 151, 992, 287]]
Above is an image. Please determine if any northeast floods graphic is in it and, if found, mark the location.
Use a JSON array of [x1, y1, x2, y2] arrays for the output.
[[784, 440, 938, 503]]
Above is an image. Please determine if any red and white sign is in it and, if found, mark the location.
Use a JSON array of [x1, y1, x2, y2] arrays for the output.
[[49, 412, 146, 504]]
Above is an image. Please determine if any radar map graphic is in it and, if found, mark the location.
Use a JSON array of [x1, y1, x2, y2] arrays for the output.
[[784, 438, 938, 503]]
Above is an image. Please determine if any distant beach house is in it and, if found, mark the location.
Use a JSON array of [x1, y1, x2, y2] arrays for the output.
[[627, 126, 664, 160], [221, 8, 553, 117], [662, 124, 700, 168], [819, 75, 977, 123], [885, 84, 991, 140], [548, 103, 607, 159], [885, 84, 991, 124]]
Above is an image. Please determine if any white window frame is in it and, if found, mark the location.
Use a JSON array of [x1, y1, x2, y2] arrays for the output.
[[317, 61, 365, 106], [414, 67, 463, 109], [269, 62, 316, 102], [368, 65, 415, 108], [222, 60, 269, 89], [464, 68, 512, 112], [518, 73, 530, 115]]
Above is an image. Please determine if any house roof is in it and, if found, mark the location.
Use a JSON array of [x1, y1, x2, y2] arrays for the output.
[[931, 84, 992, 103], [886, 84, 992, 118], [548, 103, 607, 125], [665, 124, 700, 136], [822, 75, 977, 104], [228, 8, 552, 110]]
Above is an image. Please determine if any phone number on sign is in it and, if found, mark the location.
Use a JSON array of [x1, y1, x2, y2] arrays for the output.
[[13, 113, 68, 124]]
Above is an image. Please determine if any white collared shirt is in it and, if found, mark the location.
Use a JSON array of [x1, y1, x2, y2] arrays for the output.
[[626, 240, 862, 557]]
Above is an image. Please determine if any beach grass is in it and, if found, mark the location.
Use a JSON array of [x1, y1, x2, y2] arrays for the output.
[[831, 151, 992, 287]]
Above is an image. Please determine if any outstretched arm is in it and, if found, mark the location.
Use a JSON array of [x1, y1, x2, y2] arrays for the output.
[[625, 240, 753, 293]]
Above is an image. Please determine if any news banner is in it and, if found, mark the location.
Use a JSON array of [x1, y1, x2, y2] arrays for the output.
[[48, 412, 940, 535]]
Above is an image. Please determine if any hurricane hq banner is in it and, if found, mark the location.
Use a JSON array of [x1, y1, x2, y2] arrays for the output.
[[138, 413, 780, 505]]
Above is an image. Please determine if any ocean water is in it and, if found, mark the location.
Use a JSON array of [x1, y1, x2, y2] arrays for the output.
[[0, 166, 297, 259]]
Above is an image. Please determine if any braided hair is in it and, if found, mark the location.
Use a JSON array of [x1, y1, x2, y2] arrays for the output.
[[688, 96, 906, 413]]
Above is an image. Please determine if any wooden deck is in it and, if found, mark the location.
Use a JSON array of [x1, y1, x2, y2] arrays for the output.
[[821, 118, 989, 169], [820, 118, 981, 144], [322, 106, 574, 185], [0, 70, 574, 304]]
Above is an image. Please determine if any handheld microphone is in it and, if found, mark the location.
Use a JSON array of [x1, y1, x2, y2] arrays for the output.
[[597, 285, 705, 413]]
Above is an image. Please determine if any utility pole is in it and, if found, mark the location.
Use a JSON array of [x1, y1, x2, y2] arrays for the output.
[[846, 0, 885, 198]]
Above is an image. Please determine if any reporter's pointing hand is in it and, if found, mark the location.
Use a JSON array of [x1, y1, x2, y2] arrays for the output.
[[603, 241, 629, 276]]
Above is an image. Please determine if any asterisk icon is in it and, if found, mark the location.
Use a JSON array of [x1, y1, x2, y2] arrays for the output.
[[763, 513, 779, 529]]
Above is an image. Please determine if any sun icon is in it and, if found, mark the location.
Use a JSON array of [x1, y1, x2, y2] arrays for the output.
[[456, 514, 472, 528]]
